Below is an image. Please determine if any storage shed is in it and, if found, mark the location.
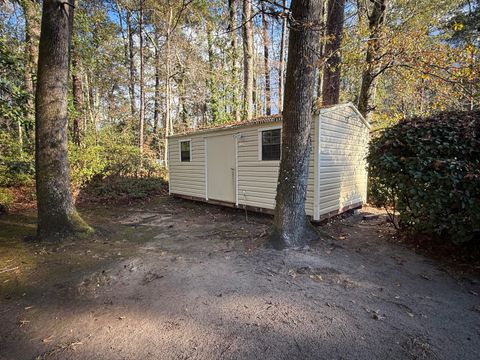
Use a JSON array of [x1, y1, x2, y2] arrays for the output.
[[167, 103, 370, 221]]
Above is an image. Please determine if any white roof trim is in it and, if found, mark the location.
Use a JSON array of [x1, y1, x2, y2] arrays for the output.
[[317, 103, 371, 130], [169, 103, 370, 139]]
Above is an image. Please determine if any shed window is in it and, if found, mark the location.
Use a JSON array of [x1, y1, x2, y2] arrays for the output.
[[180, 140, 191, 162], [261, 129, 281, 161]]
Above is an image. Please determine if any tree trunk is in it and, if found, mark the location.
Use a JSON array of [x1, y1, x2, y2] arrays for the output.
[[71, 43, 83, 145], [229, 0, 241, 121], [163, 7, 173, 167], [35, 0, 92, 240], [316, 0, 328, 99], [207, 24, 220, 123], [357, 0, 388, 120], [261, 5, 271, 115], [177, 65, 189, 126], [269, 0, 322, 249], [19, 0, 41, 146], [278, 0, 287, 112], [242, 0, 254, 119], [321, 0, 345, 105], [115, 0, 136, 120], [153, 22, 161, 135], [126, 9, 137, 118], [253, 52, 258, 116], [139, 0, 145, 163]]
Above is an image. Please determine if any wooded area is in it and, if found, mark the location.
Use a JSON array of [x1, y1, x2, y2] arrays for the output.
[[0, 1, 479, 358], [0, 0, 479, 241], [2, 0, 478, 158]]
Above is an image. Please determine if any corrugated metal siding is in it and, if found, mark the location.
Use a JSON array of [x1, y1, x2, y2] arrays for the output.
[[318, 105, 369, 215], [168, 137, 206, 198], [236, 120, 316, 217]]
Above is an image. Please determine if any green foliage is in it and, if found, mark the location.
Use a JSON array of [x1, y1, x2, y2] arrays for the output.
[[69, 127, 166, 189], [0, 37, 32, 131], [0, 132, 34, 187], [368, 110, 480, 242], [80, 176, 166, 203], [0, 188, 13, 214]]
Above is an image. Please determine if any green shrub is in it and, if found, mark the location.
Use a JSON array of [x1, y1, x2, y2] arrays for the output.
[[0, 132, 34, 187], [0, 188, 13, 213], [80, 176, 166, 203], [69, 128, 166, 189], [367, 110, 480, 243], [69, 143, 107, 188]]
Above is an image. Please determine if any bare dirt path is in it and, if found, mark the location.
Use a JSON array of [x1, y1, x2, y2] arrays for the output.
[[1, 197, 479, 360]]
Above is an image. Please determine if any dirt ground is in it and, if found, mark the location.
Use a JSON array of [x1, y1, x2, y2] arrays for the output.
[[0, 197, 479, 360]]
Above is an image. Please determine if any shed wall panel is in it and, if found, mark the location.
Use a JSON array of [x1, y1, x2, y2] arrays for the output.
[[318, 106, 369, 216], [168, 137, 206, 199], [236, 120, 316, 217]]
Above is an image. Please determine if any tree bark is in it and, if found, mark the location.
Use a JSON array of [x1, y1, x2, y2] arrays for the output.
[[177, 65, 189, 126], [207, 24, 220, 122], [163, 7, 173, 166], [114, 0, 136, 120], [71, 43, 83, 146], [278, 0, 287, 112], [229, 0, 241, 121], [19, 0, 41, 145], [126, 9, 137, 118], [316, 0, 328, 99], [269, 0, 322, 249], [357, 0, 388, 120], [242, 0, 254, 119], [261, 4, 271, 115], [321, 0, 345, 106], [138, 0, 145, 162], [35, 0, 92, 240], [153, 22, 161, 135]]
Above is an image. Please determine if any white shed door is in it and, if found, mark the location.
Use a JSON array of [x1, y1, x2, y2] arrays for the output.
[[207, 134, 235, 203]]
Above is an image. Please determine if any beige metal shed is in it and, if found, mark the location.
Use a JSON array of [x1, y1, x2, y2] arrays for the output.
[[167, 103, 370, 221]]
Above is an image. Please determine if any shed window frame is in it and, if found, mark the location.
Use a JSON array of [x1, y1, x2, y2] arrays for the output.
[[179, 139, 192, 162], [258, 126, 281, 161]]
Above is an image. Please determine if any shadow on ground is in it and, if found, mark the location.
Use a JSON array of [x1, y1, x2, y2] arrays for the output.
[[0, 197, 479, 360]]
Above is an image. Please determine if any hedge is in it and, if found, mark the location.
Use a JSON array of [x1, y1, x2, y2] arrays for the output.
[[367, 110, 480, 243]]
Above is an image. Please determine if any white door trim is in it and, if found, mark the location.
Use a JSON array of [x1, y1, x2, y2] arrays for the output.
[[204, 137, 208, 200], [313, 115, 321, 221]]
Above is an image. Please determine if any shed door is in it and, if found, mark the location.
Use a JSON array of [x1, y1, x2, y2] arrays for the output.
[[207, 134, 235, 203]]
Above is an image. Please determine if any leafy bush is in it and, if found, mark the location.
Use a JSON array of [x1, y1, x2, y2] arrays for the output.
[[367, 110, 480, 243], [0, 132, 34, 187], [0, 188, 13, 213], [78, 176, 167, 204], [69, 128, 166, 189]]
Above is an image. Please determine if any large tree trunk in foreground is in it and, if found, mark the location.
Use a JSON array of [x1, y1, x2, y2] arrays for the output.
[[357, 0, 387, 120], [35, 0, 92, 240], [321, 0, 345, 106], [269, 0, 322, 249], [242, 0, 254, 119]]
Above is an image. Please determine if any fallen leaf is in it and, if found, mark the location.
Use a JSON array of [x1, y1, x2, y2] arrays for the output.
[[42, 335, 54, 343]]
